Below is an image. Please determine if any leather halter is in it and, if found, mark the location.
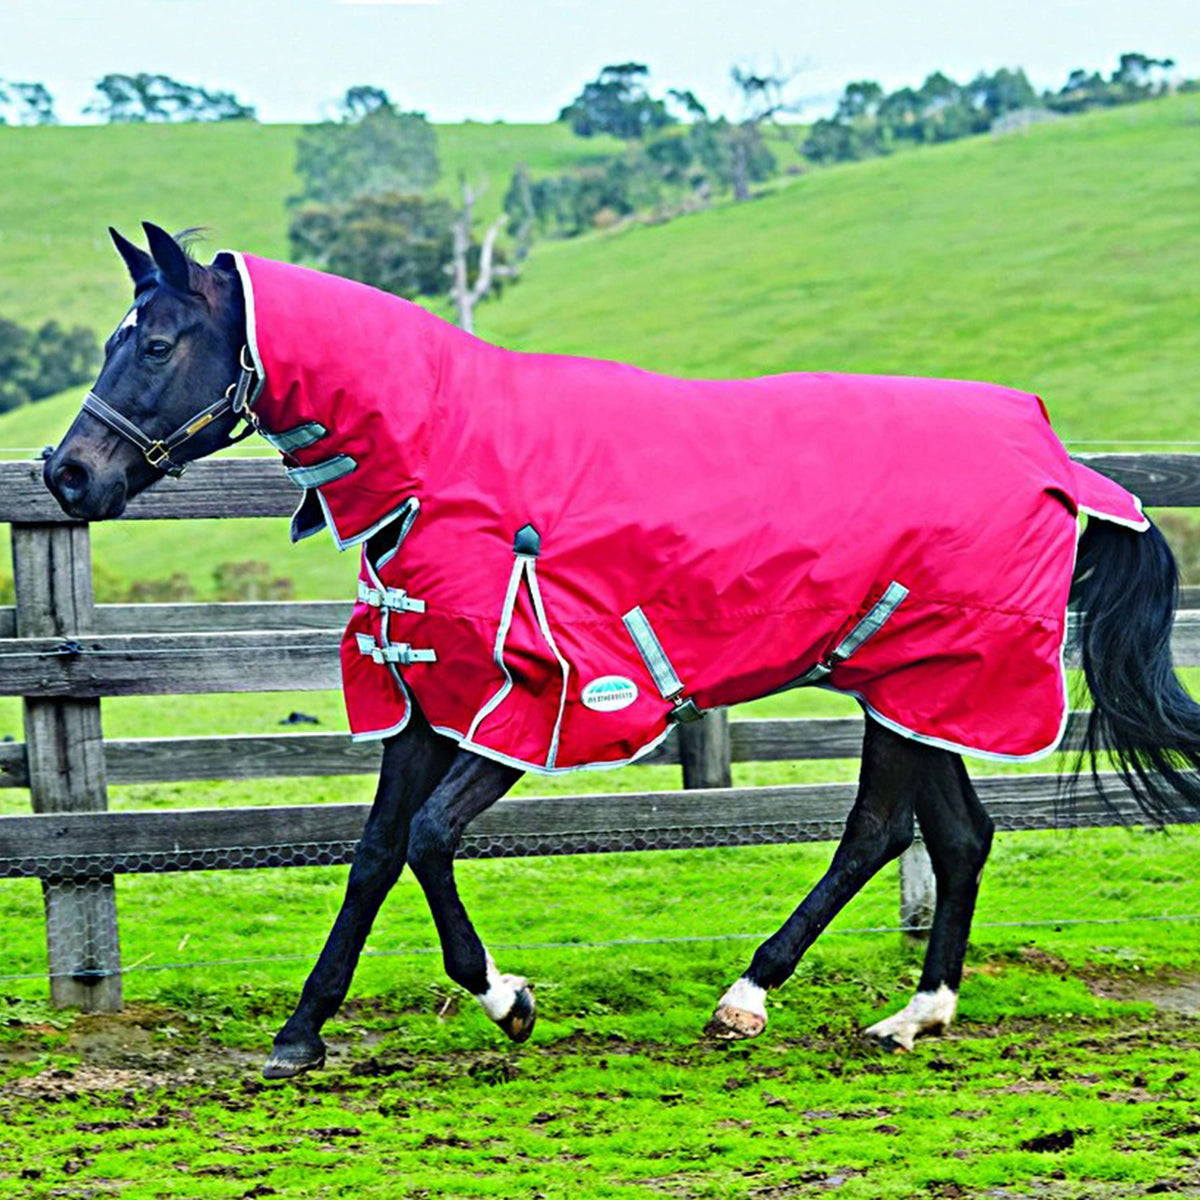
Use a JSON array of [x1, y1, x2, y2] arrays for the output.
[[81, 346, 260, 477]]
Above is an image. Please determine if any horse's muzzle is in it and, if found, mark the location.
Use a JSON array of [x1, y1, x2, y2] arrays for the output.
[[43, 452, 128, 521]]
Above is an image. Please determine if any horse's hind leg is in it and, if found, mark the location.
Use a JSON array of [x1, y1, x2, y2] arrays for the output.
[[264, 711, 457, 1079], [707, 718, 918, 1040], [863, 754, 993, 1051], [404, 754, 535, 1039]]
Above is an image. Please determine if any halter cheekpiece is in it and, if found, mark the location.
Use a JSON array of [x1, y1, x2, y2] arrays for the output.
[[82, 346, 260, 477]]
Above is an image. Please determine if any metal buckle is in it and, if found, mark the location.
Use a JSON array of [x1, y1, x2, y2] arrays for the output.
[[357, 582, 426, 613], [144, 442, 183, 476]]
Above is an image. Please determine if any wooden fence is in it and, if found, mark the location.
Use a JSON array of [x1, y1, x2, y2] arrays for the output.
[[0, 453, 1197, 1012]]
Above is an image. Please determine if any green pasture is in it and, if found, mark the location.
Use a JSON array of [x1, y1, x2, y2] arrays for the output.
[[0, 833, 1198, 1199], [1, 100, 1199, 1198]]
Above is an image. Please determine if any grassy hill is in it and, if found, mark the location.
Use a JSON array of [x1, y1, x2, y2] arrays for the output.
[[0, 98, 1196, 601], [480, 97, 1200, 447], [0, 119, 622, 332]]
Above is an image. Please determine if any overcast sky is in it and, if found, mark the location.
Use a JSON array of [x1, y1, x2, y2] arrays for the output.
[[0, 0, 1195, 125]]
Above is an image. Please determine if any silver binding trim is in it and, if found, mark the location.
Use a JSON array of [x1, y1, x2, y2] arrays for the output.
[[524, 559, 571, 769], [286, 454, 356, 489], [262, 421, 328, 454]]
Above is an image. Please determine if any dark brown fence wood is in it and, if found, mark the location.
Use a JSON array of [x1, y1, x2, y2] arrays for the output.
[[1074, 453, 1200, 508], [1, 450, 1197, 1008], [0, 773, 1175, 879], [678, 708, 732, 788], [0, 630, 341, 697], [3, 453, 1200, 526], [0, 617, 1194, 703], [11, 523, 121, 1011], [0, 709, 1166, 791], [0, 459, 297, 524]]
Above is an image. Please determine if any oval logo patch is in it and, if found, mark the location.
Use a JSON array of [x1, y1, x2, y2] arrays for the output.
[[582, 676, 638, 712]]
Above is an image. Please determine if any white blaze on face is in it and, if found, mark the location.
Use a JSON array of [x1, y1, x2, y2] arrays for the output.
[[115, 306, 138, 336]]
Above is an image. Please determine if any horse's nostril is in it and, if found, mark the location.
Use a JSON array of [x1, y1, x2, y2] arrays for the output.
[[54, 461, 90, 500]]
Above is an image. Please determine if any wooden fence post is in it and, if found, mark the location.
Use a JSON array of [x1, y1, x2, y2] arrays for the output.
[[12, 522, 122, 1011], [899, 837, 936, 940], [679, 707, 733, 789]]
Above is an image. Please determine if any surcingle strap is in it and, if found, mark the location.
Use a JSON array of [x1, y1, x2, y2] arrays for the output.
[[622, 605, 703, 724], [356, 580, 426, 613], [793, 580, 909, 685], [355, 632, 436, 666]]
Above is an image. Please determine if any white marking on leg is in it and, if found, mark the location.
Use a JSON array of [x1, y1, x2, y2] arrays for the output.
[[474, 956, 520, 1022], [706, 975, 769, 1039], [718, 977, 767, 1019], [863, 984, 958, 1051]]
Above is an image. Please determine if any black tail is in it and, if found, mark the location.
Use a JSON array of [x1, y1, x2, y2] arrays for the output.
[[1071, 518, 1200, 822]]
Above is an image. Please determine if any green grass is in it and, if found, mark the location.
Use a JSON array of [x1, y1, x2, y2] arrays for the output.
[[0, 119, 622, 333], [482, 96, 1200, 448], [1, 102, 1199, 1198], [0, 844, 1198, 1198]]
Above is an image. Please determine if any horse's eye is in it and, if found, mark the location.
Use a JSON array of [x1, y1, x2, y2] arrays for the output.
[[145, 339, 173, 360]]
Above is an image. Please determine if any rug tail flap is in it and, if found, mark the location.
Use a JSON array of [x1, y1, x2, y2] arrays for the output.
[[1070, 461, 1150, 531]]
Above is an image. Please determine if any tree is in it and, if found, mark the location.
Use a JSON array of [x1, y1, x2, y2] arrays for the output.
[[25, 321, 99, 400], [289, 192, 456, 299], [727, 65, 795, 200], [341, 85, 393, 120], [967, 68, 1036, 121], [558, 63, 675, 139], [0, 80, 57, 125], [836, 80, 884, 122], [85, 73, 255, 122], [447, 180, 516, 334], [0, 314, 97, 411], [293, 104, 438, 206], [0, 318, 31, 413]]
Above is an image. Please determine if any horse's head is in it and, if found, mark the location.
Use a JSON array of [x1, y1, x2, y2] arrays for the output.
[[44, 222, 248, 520]]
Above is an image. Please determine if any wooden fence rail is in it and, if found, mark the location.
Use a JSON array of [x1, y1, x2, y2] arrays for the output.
[[1, 454, 1198, 1011]]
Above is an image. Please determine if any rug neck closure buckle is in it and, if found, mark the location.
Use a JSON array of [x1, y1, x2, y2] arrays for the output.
[[357, 581, 426, 614], [355, 632, 436, 666]]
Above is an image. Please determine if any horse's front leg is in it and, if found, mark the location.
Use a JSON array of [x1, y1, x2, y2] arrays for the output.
[[263, 710, 456, 1079], [404, 752, 529, 1039]]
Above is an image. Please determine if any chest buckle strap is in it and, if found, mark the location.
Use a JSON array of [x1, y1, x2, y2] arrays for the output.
[[356, 580, 426, 613], [355, 632, 437, 666]]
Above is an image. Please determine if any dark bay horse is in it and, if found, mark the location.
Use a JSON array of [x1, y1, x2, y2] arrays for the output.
[[44, 224, 1200, 1079]]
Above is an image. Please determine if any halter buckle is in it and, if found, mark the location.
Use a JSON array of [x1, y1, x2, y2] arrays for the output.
[[145, 442, 183, 476]]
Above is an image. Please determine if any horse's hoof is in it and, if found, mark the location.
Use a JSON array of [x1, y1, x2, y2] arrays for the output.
[[496, 984, 536, 1044], [705, 1004, 767, 1041], [262, 1038, 327, 1080], [863, 1029, 912, 1054], [861, 1017, 918, 1053]]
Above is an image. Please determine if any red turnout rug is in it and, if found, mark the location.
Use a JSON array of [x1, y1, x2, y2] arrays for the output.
[[221, 253, 1147, 773]]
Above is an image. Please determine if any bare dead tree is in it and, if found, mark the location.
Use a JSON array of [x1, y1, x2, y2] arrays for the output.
[[729, 64, 801, 201], [448, 178, 515, 335]]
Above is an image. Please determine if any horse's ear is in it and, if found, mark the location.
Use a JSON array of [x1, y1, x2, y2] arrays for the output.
[[142, 221, 192, 292], [109, 227, 154, 289]]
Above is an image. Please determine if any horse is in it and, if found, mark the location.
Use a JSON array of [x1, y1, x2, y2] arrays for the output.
[[43, 223, 1200, 1080]]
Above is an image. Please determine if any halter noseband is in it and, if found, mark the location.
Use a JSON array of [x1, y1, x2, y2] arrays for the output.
[[81, 346, 260, 478]]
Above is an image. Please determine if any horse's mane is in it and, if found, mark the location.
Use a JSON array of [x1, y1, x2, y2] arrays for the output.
[[174, 226, 209, 260]]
